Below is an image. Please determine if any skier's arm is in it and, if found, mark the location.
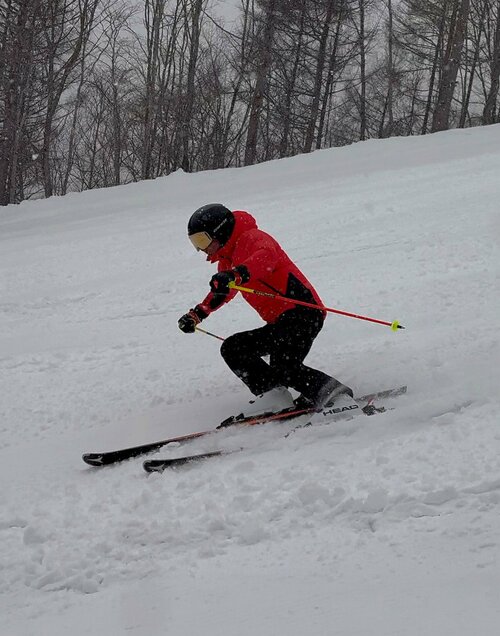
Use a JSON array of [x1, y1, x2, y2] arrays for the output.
[[185, 231, 280, 322], [178, 274, 237, 330]]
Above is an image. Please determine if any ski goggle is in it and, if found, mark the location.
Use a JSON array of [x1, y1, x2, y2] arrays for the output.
[[189, 231, 214, 251]]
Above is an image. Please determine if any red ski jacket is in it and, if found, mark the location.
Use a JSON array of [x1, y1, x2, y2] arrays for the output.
[[197, 211, 326, 324]]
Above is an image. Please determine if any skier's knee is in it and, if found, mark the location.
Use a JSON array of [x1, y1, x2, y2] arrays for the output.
[[220, 333, 240, 361]]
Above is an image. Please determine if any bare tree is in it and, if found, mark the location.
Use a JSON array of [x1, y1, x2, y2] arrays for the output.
[[303, 0, 338, 153], [141, 0, 165, 179], [458, 0, 486, 127], [432, 0, 471, 131], [316, 6, 352, 149], [39, 0, 100, 197], [179, 0, 206, 171], [420, 1, 449, 135], [379, 0, 396, 137], [482, 0, 500, 123], [357, 0, 368, 140], [244, 0, 278, 166], [0, 0, 43, 204], [277, 0, 307, 157]]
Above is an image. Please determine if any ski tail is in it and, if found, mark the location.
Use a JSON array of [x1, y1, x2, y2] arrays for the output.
[[82, 429, 209, 466], [144, 450, 233, 473], [358, 385, 407, 402]]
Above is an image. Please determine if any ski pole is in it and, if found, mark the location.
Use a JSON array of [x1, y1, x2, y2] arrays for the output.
[[228, 282, 405, 331], [195, 326, 226, 341]]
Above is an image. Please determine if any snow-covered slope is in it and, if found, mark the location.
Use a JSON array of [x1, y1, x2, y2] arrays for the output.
[[1, 126, 499, 635]]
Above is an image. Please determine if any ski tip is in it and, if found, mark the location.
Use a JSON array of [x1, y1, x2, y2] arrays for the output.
[[82, 453, 104, 467], [143, 461, 164, 474]]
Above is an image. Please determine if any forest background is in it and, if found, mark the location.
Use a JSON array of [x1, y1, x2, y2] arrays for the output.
[[1, 0, 498, 205]]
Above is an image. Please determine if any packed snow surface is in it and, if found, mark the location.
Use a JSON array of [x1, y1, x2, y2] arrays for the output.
[[1, 126, 499, 635]]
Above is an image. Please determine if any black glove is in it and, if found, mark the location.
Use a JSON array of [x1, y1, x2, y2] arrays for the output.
[[178, 306, 208, 333], [210, 270, 236, 296], [210, 266, 250, 296]]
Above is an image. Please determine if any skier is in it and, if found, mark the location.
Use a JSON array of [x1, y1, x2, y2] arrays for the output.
[[178, 204, 353, 416]]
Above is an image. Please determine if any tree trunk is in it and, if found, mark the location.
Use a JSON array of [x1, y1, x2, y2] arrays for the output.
[[279, 2, 306, 158], [432, 0, 471, 132], [316, 11, 343, 149], [459, 0, 485, 128], [180, 0, 204, 172], [303, 0, 336, 153], [385, 0, 395, 136], [142, 0, 164, 180], [359, 0, 367, 141], [422, 1, 449, 135], [244, 0, 277, 166], [0, 0, 40, 205], [483, 1, 500, 124]]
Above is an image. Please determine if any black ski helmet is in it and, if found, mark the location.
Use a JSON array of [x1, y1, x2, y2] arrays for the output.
[[188, 203, 235, 248]]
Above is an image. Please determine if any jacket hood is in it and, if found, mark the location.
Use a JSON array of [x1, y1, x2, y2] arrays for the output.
[[207, 211, 257, 263]]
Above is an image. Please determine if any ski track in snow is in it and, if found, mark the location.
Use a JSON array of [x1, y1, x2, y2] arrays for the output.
[[1, 126, 499, 635]]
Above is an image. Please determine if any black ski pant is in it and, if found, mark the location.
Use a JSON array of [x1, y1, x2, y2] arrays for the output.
[[220, 307, 333, 401]]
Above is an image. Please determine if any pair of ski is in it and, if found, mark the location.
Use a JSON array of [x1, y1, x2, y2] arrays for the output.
[[82, 385, 406, 473]]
